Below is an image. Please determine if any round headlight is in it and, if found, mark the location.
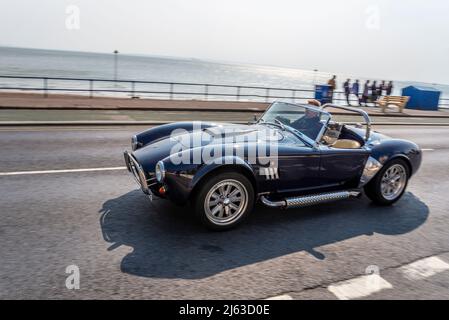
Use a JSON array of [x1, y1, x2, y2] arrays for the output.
[[155, 161, 165, 182]]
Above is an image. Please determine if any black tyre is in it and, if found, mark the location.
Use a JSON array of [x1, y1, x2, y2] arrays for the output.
[[193, 171, 255, 231], [364, 158, 410, 205]]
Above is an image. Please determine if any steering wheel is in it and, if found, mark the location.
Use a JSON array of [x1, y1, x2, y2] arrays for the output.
[[274, 116, 291, 125]]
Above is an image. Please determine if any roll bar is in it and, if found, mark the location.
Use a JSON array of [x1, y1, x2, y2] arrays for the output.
[[321, 104, 371, 141]]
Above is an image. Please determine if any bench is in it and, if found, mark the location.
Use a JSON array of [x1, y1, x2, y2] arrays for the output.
[[377, 96, 410, 113]]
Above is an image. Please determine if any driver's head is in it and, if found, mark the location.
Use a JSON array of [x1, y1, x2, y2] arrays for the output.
[[305, 100, 321, 118], [307, 99, 321, 107]]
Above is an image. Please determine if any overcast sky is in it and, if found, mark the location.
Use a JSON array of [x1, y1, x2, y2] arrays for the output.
[[1, 0, 449, 84]]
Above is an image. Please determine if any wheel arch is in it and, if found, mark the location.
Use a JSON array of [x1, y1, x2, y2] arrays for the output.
[[371, 154, 413, 180], [370, 139, 420, 177], [385, 155, 412, 176], [189, 162, 257, 202]]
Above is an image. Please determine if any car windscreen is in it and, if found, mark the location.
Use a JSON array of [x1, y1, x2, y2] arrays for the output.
[[260, 102, 330, 141]]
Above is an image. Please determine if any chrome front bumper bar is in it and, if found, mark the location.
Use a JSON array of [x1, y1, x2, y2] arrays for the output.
[[124, 151, 149, 194]]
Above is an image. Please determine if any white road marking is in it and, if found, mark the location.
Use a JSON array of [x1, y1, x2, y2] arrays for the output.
[[265, 294, 293, 300], [0, 167, 127, 176], [327, 274, 393, 300], [400, 256, 449, 281], [422, 148, 434, 151]]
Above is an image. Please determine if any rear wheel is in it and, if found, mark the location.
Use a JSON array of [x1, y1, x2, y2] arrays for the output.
[[193, 172, 254, 230], [364, 158, 409, 205]]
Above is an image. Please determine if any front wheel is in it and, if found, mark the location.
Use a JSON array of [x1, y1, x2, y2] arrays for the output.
[[193, 172, 255, 230], [364, 158, 410, 205]]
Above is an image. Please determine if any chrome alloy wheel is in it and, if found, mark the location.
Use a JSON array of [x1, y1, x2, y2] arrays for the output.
[[204, 179, 248, 226], [380, 164, 407, 200]]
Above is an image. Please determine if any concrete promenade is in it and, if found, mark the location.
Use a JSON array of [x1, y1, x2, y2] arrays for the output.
[[1, 92, 449, 118]]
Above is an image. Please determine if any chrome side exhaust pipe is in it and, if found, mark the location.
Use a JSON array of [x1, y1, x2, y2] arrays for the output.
[[260, 190, 361, 209]]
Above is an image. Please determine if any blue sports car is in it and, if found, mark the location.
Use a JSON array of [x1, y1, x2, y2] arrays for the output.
[[124, 102, 422, 230]]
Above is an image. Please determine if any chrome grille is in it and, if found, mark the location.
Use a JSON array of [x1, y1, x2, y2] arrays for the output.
[[124, 151, 149, 194], [147, 173, 158, 187]]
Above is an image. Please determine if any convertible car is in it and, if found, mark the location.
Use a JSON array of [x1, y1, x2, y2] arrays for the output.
[[124, 101, 422, 230]]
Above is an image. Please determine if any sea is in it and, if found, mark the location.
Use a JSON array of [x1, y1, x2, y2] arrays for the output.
[[0, 46, 448, 104]]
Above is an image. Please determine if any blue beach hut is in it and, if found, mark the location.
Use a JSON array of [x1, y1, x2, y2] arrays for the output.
[[401, 86, 441, 111]]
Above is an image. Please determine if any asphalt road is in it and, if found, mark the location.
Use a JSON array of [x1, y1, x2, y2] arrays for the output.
[[2, 108, 449, 124], [0, 125, 449, 299]]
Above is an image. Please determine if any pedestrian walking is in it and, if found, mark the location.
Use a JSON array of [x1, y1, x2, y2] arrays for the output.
[[386, 81, 393, 96], [343, 78, 351, 105], [351, 79, 361, 106], [362, 80, 370, 106], [327, 75, 337, 103], [371, 80, 378, 104], [378, 81, 385, 98]]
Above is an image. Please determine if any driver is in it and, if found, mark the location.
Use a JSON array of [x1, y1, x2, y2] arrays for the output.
[[290, 101, 323, 140]]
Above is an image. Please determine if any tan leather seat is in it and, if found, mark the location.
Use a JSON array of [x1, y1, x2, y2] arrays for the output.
[[331, 139, 361, 149]]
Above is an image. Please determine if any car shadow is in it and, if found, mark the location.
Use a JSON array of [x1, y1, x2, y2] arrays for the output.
[[99, 190, 428, 279]]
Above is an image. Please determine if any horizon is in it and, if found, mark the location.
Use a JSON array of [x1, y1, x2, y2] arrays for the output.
[[1, 45, 448, 88]]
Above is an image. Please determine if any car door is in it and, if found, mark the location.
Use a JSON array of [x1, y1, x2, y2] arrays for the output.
[[318, 145, 370, 189], [259, 145, 322, 194]]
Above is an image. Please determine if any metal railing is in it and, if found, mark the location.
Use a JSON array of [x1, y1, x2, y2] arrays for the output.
[[0, 75, 448, 107]]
